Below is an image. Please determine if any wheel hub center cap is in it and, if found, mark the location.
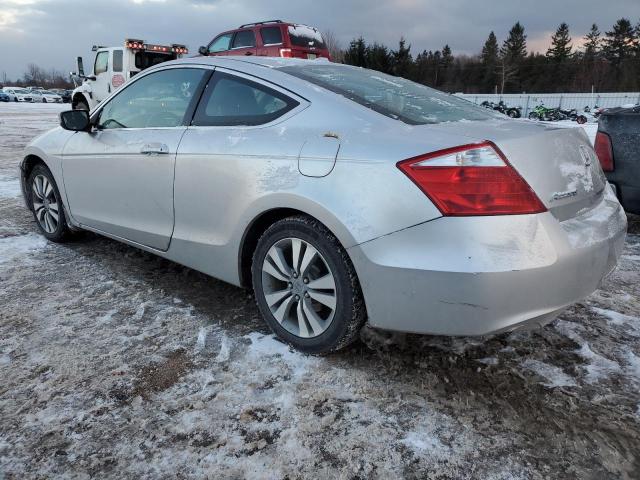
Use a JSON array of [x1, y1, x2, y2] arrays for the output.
[[292, 279, 305, 295]]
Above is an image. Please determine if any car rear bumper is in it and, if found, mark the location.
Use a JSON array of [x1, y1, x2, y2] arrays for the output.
[[348, 187, 627, 336]]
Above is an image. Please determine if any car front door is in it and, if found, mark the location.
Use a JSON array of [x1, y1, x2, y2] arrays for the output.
[[92, 50, 110, 103], [62, 66, 209, 250]]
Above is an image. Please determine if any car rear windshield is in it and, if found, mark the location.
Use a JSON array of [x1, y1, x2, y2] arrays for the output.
[[278, 64, 497, 125], [287, 25, 326, 49]]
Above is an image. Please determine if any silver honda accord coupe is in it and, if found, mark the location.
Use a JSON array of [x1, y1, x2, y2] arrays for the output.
[[20, 56, 627, 353]]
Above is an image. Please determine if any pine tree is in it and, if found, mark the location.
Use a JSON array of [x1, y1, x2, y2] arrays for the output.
[[366, 43, 392, 74], [481, 32, 499, 92], [583, 24, 601, 58], [602, 18, 637, 65], [547, 22, 572, 61], [481, 32, 499, 65], [499, 22, 527, 92], [391, 37, 413, 78], [441, 45, 453, 68], [500, 22, 527, 63], [343, 37, 367, 68]]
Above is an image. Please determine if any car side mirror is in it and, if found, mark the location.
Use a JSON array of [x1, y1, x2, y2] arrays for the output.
[[198, 46, 208, 56], [60, 110, 91, 132], [76, 56, 85, 77]]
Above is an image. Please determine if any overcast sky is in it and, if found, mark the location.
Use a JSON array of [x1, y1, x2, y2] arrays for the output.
[[1, 0, 639, 81]]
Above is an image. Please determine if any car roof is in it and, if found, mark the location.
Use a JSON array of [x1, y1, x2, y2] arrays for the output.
[[174, 56, 333, 70]]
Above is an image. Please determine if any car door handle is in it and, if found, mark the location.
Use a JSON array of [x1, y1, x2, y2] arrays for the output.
[[140, 143, 169, 155], [245, 51, 254, 56]]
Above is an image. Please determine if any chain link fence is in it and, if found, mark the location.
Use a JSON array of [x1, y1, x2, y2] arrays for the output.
[[454, 92, 640, 118]]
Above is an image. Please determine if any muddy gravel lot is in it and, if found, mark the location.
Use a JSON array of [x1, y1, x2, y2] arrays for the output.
[[1, 103, 639, 479]]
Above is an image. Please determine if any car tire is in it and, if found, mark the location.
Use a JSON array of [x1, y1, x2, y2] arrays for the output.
[[27, 164, 72, 243], [252, 215, 366, 354], [74, 100, 89, 111], [42, 98, 47, 103]]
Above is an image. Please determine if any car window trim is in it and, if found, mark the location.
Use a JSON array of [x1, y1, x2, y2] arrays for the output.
[[94, 51, 109, 75], [91, 65, 213, 131], [231, 29, 257, 49], [112, 49, 124, 73], [190, 70, 301, 127], [259, 26, 284, 46], [208, 33, 233, 53]]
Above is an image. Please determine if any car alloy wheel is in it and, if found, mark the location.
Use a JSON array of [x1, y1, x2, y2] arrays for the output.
[[261, 236, 337, 338], [31, 174, 60, 234]]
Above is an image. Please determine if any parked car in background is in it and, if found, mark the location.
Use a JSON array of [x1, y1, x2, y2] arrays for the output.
[[49, 89, 72, 103], [0, 91, 10, 102], [2, 87, 34, 102], [595, 105, 640, 214], [199, 20, 330, 60], [29, 90, 63, 103], [20, 57, 625, 353]]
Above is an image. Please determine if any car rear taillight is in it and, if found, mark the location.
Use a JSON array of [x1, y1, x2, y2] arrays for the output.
[[397, 142, 547, 216], [279, 48, 293, 58], [594, 131, 614, 172]]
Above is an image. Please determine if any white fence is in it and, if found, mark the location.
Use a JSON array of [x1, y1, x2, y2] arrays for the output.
[[454, 92, 640, 117]]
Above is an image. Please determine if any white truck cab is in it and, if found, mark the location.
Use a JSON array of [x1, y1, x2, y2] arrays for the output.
[[71, 39, 188, 110]]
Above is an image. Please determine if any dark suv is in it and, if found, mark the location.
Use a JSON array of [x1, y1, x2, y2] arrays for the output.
[[198, 20, 331, 60], [595, 105, 640, 214]]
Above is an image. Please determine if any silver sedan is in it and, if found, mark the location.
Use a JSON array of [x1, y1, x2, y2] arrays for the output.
[[20, 57, 627, 353]]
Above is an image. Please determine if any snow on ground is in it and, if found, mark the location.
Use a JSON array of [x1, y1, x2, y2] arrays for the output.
[[0, 174, 21, 199], [1, 104, 640, 479]]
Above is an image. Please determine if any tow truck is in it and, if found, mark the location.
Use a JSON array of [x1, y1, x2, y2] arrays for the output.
[[71, 39, 189, 110]]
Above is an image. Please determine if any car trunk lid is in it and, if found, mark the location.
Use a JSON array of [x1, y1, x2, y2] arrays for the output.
[[423, 120, 608, 220]]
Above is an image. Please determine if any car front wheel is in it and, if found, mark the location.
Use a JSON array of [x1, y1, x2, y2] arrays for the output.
[[252, 216, 366, 354], [27, 164, 72, 242]]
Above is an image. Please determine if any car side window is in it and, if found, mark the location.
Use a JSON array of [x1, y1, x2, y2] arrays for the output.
[[208, 33, 233, 53], [192, 72, 299, 126], [260, 27, 283, 45], [97, 68, 207, 129], [232, 30, 256, 49], [94, 51, 109, 75]]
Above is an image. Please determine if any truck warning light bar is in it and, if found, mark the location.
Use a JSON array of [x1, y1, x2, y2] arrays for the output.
[[125, 39, 188, 54]]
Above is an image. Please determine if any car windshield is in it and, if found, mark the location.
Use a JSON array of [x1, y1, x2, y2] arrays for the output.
[[14, 89, 30, 94], [279, 64, 498, 125]]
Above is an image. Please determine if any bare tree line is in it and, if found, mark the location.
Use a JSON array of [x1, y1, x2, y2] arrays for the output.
[[1, 63, 74, 89]]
